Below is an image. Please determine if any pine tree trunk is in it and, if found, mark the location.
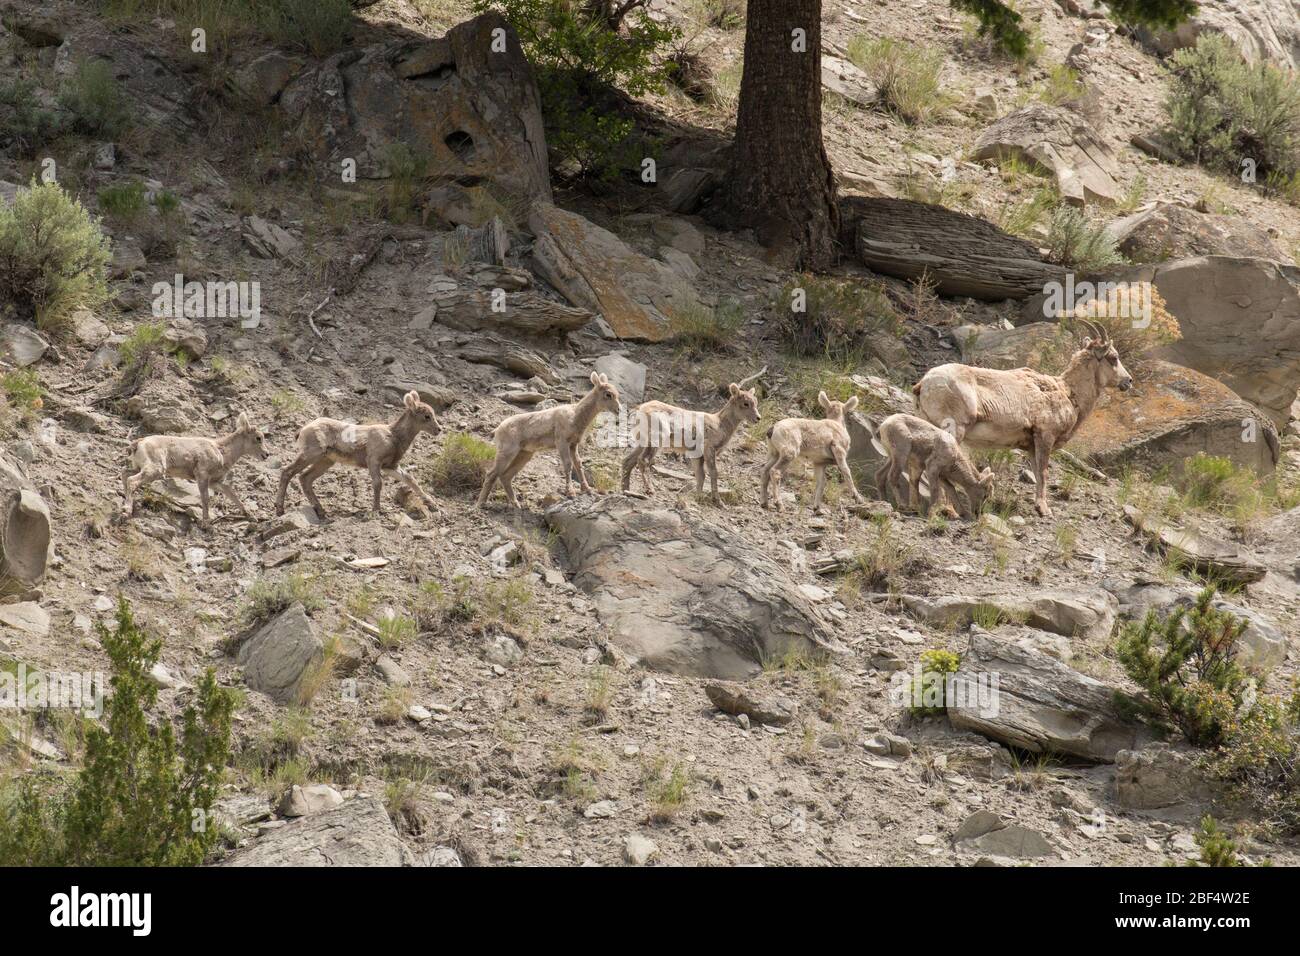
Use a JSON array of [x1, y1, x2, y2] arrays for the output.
[[718, 0, 838, 270]]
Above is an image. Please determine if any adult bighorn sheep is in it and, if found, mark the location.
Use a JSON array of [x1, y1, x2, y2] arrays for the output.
[[275, 390, 442, 519], [912, 319, 1131, 517]]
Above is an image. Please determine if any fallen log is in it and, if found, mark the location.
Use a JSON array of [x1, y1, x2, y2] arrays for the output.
[[843, 197, 1066, 301]]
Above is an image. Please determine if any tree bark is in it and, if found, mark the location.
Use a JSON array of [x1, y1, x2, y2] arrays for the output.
[[717, 0, 838, 270]]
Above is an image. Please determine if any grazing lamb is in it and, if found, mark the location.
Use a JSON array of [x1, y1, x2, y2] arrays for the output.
[[620, 382, 761, 505], [122, 412, 268, 524], [912, 320, 1131, 517], [874, 413, 994, 518], [477, 371, 621, 508], [274, 390, 441, 518], [760, 391, 863, 513]]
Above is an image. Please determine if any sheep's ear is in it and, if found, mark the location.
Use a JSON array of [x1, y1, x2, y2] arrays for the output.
[[404, 390, 419, 408], [844, 396, 859, 412], [1081, 336, 1093, 349], [237, 412, 252, 431], [599, 373, 610, 386], [728, 383, 739, 397], [590, 371, 601, 386], [817, 390, 830, 410], [980, 467, 994, 483]]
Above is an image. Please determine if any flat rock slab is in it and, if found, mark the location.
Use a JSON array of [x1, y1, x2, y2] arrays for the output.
[[704, 680, 798, 725], [529, 202, 700, 342], [973, 103, 1119, 205], [1108, 202, 1285, 263], [546, 496, 842, 679], [949, 633, 1142, 762], [0, 601, 50, 638], [223, 796, 408, 866], [901, 589, 1117, 641], [1123, 505, 1266, 587]]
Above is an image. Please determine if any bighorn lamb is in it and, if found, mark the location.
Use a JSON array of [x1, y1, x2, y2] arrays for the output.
[[912, 321, 1131, 517], [275, 390, 441, 518], [621, 382, 761, 505], [760, 391, 863, 513], [477, 372, 621, 508], [122, 412, 268, 524], [874, 413, 994, 518]]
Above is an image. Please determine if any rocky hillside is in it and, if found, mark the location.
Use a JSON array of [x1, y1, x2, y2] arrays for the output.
[[1, 0, 1300, 867]]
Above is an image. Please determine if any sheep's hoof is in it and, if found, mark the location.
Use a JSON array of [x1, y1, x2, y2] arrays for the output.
[[1036, 503, 1053, 518]]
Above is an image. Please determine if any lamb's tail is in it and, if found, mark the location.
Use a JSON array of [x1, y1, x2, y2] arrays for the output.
[[911, 381, 922, 396], [765, 425, 774, 439]]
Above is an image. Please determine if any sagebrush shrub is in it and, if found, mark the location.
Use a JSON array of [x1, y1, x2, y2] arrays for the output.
[[909, 648, 962, 716], [0, 78, 63, 155], [0, 599, 234, 866], [1164, 34, 1300, 180], [59, 59, 132, 138], [777, 274, 901, 364], [1045, 206, 1123, 271], [0, 180, 111, 332]]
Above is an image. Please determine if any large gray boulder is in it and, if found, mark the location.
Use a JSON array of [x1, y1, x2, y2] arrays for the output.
[[0, 452, 50, 596], [1115, 743, 1213, 815], [546, 496, 843, 679], [1105, 577, 1288, 674], [236, 604, 324, 705], [223, 797, 408, 866], [949, 633, 1142, 762], [1108, 202, 1285, 263], [279, 14, 551, 201], [1136, 0, 1300, 69], [1089, 257, 1300, 427], [972, 103, 1119, 206]]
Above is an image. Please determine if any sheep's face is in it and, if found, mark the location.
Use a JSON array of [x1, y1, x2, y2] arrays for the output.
[[1088, 340, 1133, 392], [403, 391, 442, 436], [589, 372, 621, 413], [969, 466, 995, 511], [236, 415, 270, 459], [817, 390, 859, 422], [728, 383, 761, 423]]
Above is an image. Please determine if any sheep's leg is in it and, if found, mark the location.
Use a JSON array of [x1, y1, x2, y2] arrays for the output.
[[570, 442, 594, 494], [395, 467, 436, 514], [690, 456, 705, 495], [499, 451, 533, 509], [1032, 432, 1053, 517], [197, 480, 212, 526], [276, 454, 312, 515], [368, 458, 384, 514], [476, 451, 508, 507], [832, 446, 862, 502], [811, 463, 828, 514], [770, 454, 793, 512], [122, 465, 159, 517], [759, 452, 778, 509], [705, 450, 722, 507], [214, 480, 252, 518], [620, 447, 640, 493], [298, 459, 333, 518], [640, 448, 657, 494], [556, 443, 575, 496], [906, 462, 924, 513]]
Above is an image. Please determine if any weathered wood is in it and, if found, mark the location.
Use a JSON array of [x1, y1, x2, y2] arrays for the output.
[[430, 287, 595, 336], [455, 334, 558, 383], [845, 197, 1066, 301], [453, 216, 509, 267]]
